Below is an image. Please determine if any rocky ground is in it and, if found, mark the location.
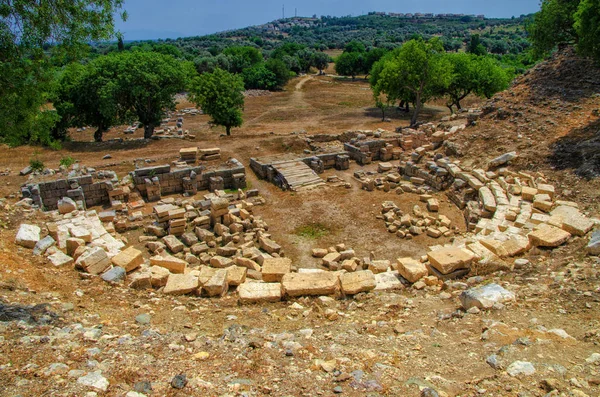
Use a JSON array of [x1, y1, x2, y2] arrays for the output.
[[1, 47, 600, 397]]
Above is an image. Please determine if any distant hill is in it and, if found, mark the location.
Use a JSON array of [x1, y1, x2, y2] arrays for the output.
[[96, 13, 531, 57]]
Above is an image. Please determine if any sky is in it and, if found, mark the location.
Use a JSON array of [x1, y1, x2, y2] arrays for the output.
[[115, 0, 542, 41]]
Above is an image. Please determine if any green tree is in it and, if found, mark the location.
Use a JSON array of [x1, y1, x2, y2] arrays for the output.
[[190, 68, 245, 136], [527, 0, 581, 57], [467, 34, 488, 56], [222, 46, 263, 73], [265, 58, 292, 89], [371, 38, 452, 126], [312, 52, 331, 75], [574, 0, 600, 60], [444, 53, 512, 113], [242, 63, 277, 90], [335, 52, 364, 79], [0, 0, 125, 146]]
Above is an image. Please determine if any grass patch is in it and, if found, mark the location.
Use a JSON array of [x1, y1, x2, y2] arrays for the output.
[[295, 223, 329, 239]]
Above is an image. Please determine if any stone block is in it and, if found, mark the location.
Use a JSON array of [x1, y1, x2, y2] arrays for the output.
[[70, 226, 92, 243], [528, 224, 571, 247], [101, 266, 126, 283], [203, 269, 229, 297], [58, 197, 77, 214], [259, 236, 281, 255], [128, 271, 152, 289], [111, 246, 144, 272], [238, 282, 282, 303], [181, 232, 198, 247], [322, 252, 341, 267], [15, 224, 41, 248], [427, 247, 475, 275], [340, 270, 376, 295], [281, 272, 339, 297], [162, 235, 184, 254], [75, 246, 111, 275], [226, 266, 247, 286], [262, 258, 291, 282], [368, 260, 391, 274], [210, 256, 233, 268], [48, 251, 74, 267], [33, 236, 56, 256], [396, 257, 428, 283], [460, 283, 515, 310], [149, 253, 187, 273], [374, 271, 403, 290], [150, 265, 170, 287], [235, 257, 261, 271], [164, 273, 199, 295]]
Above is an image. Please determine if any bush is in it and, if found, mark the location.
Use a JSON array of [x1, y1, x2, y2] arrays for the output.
[[29, 157, 44, 172], [59, 156, 76, 168]]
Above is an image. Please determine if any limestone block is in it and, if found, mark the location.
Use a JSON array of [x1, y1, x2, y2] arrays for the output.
[[374, 271, 403, 290], [150, 265, 170, 287], [210, 255, 233, 268], [15, 224, 41, 248], [368, 260, 391, 274], [281, 272, 339, 297], [262, 258, 291, 282], [226, 265, 247, 286], [164, 273, 199, 295], [238, 282, 282, 303], [427, 247, 475, 275], [235, 257, 261, 271], [149, 253, 187, 273], [111, 246, 144, 272], [528, 224, 571, 247], [203, 269, 229, 297], [396, 257, 428, 283], [162, 235, 184, 254], [339, 270, 376, 295], [48, 251, 74, 267], [33, 236, 56, 256]]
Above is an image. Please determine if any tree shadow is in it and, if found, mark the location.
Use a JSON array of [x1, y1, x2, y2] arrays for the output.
[[63, 138, 151, 153], [549, 117, 600, 179], [363, 105, 448, 123], [0, 300, 59, 324]]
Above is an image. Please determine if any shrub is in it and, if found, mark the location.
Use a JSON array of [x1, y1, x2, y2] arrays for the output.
[[59, 156, 76, 168]]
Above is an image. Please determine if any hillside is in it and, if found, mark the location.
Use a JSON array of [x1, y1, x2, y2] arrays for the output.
[[449, 46, 600, 207]]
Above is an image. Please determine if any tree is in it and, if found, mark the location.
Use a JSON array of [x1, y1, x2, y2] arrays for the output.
[[371, 38, 452, 126], [444, 53, 512, 113], [222, 46, 263, 73], [265, 58, 292, 89], [0, 0, 125, 146], [190, 68, 245, 136], [312, 52, 331, 74], [574, 0, 600, 60], [467, 34, 488, 56], [116, 52, 191, 139], [53, 51, 190, 141], [242, 63, 277, 90], [335, 52, 364, 79], [527, 0, 581, 58]]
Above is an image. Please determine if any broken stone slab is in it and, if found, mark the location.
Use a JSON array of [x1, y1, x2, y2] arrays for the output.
[[488, 152, 517, 169], [368, 260, 391, 274], [235, 257, 261, 271], [322, 252, 341, 267], [15, 224, 41, 248], [162, 235, 184, 254], [203, 269, 229, 297], [210, 255, 233, 268], [111, 246, 144, 272], [238, 282, 282, 303], [261, 257, 291, 282], [149, 253, 187, 274], [75, 246, 111, 275], [128, 271, 152, 289], [550, 205, 594, 236], [259, 236, 281, 255], [33, 236, 56, 256], [66, 238, 86, 257], [528, 224, 571, 247], [48, 251, 74, 267], [459, 283, 515, 310], [427, 247, 475, 275], [587, 230, 600, 255], [396, 257, 428, 283], [281, 272, 339, 297], [467, 241, 512, 275], [58, 197, 77, 214], [69, 226, 92, 243], [478, 186, 497, 212], [339, 270, 376, 295], [164, 273, 199, 295], [311, 248, 328, 258], [101, 266, 126, 283]]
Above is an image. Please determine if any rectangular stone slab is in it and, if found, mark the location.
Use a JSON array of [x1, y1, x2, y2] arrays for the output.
[[281, 272, 339, 297], [238, 282, 282, 303], [340, 270, 376, 295], [427, 247, 476, 275]]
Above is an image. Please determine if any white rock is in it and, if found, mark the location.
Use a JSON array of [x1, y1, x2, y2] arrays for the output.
[[506, 361, 535, 377], [15, 224, 41, 248], [460, 283, 515, 310], [77, 371, 109, 391]]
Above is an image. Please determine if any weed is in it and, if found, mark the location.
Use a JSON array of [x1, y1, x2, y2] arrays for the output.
[[29, 155, 44, 172], [295, 223, 328, 239]]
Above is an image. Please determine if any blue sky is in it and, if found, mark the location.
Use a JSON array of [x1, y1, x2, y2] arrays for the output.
[[116, 0, 541, 40]]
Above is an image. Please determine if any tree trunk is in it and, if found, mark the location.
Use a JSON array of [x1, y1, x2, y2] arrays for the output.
[[144, 124, 155, 139], [411, 93, 422, 127], [226, 125, 231, 136], [94, 126, 105, 142], [381, 107, 385, 122], [447, 104, 454, 114]]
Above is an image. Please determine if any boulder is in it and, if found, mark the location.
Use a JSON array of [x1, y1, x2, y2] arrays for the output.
[[459, 283, 515, 310], [488, 151, 517, 168], [374, 271, 403, 290], [58, 197, 77, 214], [281, 272, 339, 297], [238, 282, 282, 303], [340, 270, 376, 295], [396, 257, 428, 283], [111, 246, 144, 272], [587, 229, 600, 255], [226, 266, 247, 286], [15, 224, 41, 248]]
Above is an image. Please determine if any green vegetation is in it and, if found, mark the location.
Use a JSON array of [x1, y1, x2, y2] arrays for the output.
[[0, 0, 125, 147], [295, 223, 329, 239], [59, 156, 76, 168], [29, 157, 45, 172], [190, 68, 245, 136]]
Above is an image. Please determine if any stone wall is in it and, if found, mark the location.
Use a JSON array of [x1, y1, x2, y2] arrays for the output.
[[250, 152, 348, 182], [21, 176, 113, 211], [131, 159, 246, 200]]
